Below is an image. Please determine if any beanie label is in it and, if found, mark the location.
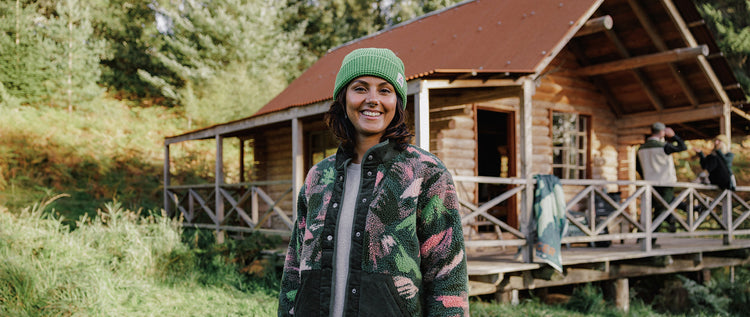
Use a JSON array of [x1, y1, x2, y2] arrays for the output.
[[397, 73, 405, 88]]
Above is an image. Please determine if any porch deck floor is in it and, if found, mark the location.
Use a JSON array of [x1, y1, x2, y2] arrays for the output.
[[466, 237, 750, 276]]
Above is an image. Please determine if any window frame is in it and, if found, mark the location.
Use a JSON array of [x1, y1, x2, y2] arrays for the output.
[[549, 110, 592, 180]]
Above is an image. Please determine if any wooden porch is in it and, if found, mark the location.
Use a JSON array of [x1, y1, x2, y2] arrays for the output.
[[453, 176, 750, 303], [467, 237, 750, 298], [165, 176, 750, 296]]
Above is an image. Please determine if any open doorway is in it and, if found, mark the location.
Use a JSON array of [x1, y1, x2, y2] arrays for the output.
[[476, 108, 517, 229]]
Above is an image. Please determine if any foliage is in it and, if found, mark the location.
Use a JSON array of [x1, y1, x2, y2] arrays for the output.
[[140, 0, 304, 125], [563, 283, 612, 315], [0, 1, 55, 105], [0, 0, 103, 109], [180, 228, 283, 291], [0, 198, 281, 316], [696, 0, 750, 99], [87, 0, 168, 99], [708, 266, 750, 316], [281, 0, 462, 71], [652, 275, 730, 315]]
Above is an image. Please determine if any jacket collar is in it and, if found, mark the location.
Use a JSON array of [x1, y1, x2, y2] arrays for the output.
[[334, 140, 401, 170]]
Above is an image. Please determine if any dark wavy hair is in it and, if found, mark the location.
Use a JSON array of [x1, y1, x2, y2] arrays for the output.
[[324, 87, 413, 152]]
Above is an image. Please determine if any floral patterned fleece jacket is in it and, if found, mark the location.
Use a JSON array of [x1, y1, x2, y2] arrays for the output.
[[278, 140, 469, 317]]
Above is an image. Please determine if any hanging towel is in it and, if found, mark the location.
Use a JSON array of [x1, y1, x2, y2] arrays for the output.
[[533, 174, 568, 273]]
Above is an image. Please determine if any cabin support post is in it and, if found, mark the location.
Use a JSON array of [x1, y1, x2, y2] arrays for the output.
[[613, 278, 629, 311], [414, 80, 431, 151], [239, 139, 245, 183], [292, 118, 304, 222], [164, 143, 171, 216], [215, 135, 225, 243], [495, 289, 520, 305], [700, 268, 712, 284], [519, 78, 535, 263], [721, 102, 732, 141]]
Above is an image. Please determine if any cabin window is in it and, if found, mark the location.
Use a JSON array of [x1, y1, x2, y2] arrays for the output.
[[552, 111, 589, 179], [309, 130, 338, 167]]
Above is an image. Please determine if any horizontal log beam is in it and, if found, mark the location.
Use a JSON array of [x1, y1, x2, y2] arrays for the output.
[[731, 106, 750, 123], [627, 0, 700, 107], [496, 254, 750, 291], [616, 103, 723, 129], [572, 45, 709, 77], [574, 15, 613, 37], [661, 0, 732, 105]]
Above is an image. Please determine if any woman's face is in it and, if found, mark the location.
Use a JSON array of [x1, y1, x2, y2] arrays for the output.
[[345, 76, 398, 142]]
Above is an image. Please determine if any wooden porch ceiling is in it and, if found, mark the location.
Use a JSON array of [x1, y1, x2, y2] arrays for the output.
[[566, 0, 748, 140]]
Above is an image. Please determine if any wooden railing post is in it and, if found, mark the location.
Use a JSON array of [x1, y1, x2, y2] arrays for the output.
[[723, 190, 733, 245], [251, 187, 259, 226], [164, 144, 171, 216], [640, 184, 653, 251], [292, 118, 304, 222]]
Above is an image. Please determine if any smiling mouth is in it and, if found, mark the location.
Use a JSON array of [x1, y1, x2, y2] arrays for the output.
[[361, 110, 381, 117]]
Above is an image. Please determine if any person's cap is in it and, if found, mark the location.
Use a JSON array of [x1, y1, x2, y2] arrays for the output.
[[333, 48, 407, 108], [651, 122, 666, 132]]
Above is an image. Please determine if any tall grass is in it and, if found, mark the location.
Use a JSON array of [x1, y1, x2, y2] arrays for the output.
[[0, 197, 279, 316], [3, 196, 749, 316], [0, 98, 218, 223]]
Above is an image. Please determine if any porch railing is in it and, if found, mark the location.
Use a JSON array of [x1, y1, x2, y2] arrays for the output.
[[165, 180, 294, 236], [453, 176, 750, 254], [164, 176, 750, 261]]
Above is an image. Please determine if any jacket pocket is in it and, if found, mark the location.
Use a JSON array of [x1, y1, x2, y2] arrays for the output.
[[293, 270, 321, 316], [359, 273, 410, 317]]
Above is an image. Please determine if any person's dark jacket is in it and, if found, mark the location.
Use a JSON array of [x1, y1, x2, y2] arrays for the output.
[[698, 150, 735, 190]]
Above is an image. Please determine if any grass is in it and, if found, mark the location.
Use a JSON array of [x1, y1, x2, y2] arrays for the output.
[[0, 98, 220, 226], [2, 197, 750, 316], [0, 197, 280, 316]]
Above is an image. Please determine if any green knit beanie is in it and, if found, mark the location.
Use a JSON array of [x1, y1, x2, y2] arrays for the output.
[[333, 48, 407, 108]]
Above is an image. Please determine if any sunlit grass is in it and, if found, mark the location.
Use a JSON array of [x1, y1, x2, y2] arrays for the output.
[[0, 197, 277, 316]]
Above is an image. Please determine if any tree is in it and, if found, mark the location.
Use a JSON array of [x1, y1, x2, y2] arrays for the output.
[[696, 0, 750, 99], [281, 0, 461, 71], [88, 0, 169, 100], [0, 0, 103, 109], [43, 0, 104, 111], [140, 0, 304, 125], [0, 1, 51, 105]]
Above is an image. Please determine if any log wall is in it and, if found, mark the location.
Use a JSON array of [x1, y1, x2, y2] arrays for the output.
[[430, 104, 477, 203], [534, 50, 622, 192], [252, 124, 294, 227]]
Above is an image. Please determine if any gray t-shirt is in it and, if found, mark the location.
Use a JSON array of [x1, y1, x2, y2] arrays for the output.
[[331, 162, 361, 317]]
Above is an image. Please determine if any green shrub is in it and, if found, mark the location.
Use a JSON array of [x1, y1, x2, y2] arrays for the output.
[[709, 266, 750, 316], [652, 275, 730, 316], [564, 283, 609, 314]]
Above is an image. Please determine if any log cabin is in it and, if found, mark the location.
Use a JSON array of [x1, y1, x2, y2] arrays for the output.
[[164, 0, 750, 307]]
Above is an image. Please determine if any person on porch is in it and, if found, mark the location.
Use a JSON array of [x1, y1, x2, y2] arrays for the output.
[[636, 122, 688, 234], [696, 134, 736, 191], [277, 48, 469, 317]]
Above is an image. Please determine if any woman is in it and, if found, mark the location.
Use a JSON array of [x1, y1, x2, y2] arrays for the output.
[[278, 48, 469, 317], [697, 134, 735, 190]]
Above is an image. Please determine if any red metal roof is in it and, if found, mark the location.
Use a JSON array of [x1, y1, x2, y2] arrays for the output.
[[254, 0, 601, 116]]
